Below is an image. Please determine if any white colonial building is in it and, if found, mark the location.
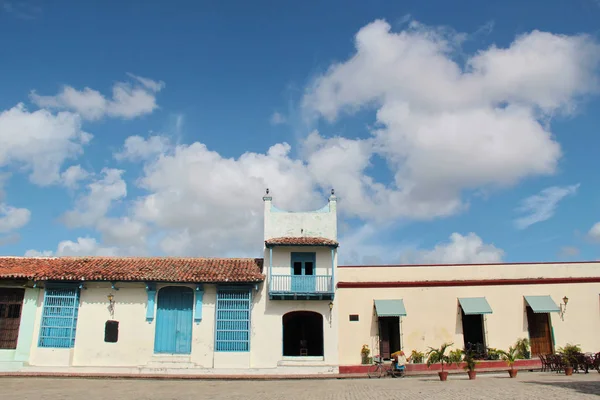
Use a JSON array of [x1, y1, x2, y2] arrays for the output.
[[0, 190, 599, 376]]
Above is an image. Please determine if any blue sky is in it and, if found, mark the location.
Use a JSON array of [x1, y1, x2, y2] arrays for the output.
[[1, 0, 600, 264]]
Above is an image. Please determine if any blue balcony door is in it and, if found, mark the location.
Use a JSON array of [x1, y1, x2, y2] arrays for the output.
[[291, 252, 316, 293], [154, 286, 193, 354]]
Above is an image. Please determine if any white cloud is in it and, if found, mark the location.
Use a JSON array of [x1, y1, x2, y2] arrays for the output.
[[514, 184, 579, 229], [404, 232, 504, 264], [302, 19, 599, 220], [0, 203, 31, 233], [588, 222, 600, 242], [270, 112, 287, 125], [25, 237, 119, 257], [22, 20, 599, 261], [30, 74, 164, 121], [60, 165, 90, 189], [114, 135, 171, 161], [0, 103, 91, 185], [338, 227, 503, 265], [61, 168, 127, 228], [96, 217, 148, 247], [126, 73, 166, 92], [131, 139, 320, 256], [559, 246, 580, 258]]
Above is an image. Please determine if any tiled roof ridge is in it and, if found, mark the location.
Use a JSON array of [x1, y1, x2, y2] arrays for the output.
[[265, 236, 339, 245], [0, 256, 263, 260], [0, 256, 265, 283]]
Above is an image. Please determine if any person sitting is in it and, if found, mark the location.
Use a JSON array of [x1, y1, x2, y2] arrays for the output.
[[391, 350, 407, 373]]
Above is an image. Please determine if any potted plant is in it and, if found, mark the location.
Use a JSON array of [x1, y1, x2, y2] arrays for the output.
[[558, 343, 581, 376], [426, 342, 453, 381], [361, 344, 371, 365], [410, 349, 425, 364], [498, 346, 521, 378], [515, 338, 530, 359], [486, 347, 500, 361], [462, 350, 478, 380]]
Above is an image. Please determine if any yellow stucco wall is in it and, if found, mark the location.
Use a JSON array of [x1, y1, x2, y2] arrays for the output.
[[336, 263, 600, 365]]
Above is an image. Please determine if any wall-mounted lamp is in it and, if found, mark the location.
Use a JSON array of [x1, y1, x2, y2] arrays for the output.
[[559, 296, 568, 320], [329, 301, 334, 311], [107, 294, 114, 302]]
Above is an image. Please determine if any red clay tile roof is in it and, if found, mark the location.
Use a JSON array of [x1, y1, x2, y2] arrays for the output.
[[265, 236, 339, 247], [0, 257, 264, 283]]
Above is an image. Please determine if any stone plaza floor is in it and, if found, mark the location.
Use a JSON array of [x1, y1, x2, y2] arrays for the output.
[[1, 372, 599, 399]]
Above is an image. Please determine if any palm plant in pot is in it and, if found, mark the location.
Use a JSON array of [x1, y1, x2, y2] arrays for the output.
[[558, 344, 581, 376], [426, 342, 453, 381], [498, 346, 521, 378], [462, 350, 478, 380]]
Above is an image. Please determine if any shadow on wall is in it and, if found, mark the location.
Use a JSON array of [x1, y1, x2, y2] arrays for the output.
[[523, 380, 600, 397], [369, 306, 378, 356], [455, 301, 463, 336]]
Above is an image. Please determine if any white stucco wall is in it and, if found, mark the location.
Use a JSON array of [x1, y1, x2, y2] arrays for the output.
[[336, 263, 600, 365], [28, 283, 220, 368], [249, 284, 338, 368], [263, 195, 337, 241], [268, 247, 335, 276], [24, 281, 338, 370]]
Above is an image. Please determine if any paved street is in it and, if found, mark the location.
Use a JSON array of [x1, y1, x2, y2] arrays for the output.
[[1, 372, 599, 399]]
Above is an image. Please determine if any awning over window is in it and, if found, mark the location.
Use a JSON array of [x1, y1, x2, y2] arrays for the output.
[[374, 299, 407, 317], [524, 295, 560, 313], [458, 297, 493, 315]]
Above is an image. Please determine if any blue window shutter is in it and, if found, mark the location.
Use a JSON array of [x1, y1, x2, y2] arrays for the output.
[[194, 285, 204, 323], [215, 287, 251, 352], [146, 283, 156, 322], [38, 286, 80, 348]]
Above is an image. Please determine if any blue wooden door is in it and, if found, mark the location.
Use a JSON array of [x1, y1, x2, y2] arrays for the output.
[[154, 286, 193, 354], [291, 252, 316, 292]]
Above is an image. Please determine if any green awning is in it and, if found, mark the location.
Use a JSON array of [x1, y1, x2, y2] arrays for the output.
[[524, 295, 560, 313], [458, 297, 493, 315], [374, 299, 407, 317]]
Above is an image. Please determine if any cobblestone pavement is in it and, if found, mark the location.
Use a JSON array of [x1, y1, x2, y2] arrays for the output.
[[1, 372, 599, 400]]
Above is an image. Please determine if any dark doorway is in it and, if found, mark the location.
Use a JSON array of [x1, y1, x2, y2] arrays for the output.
[[282, 311, 323, 357], [461, 310, 485, 356], [378, 317, 400, 360], [0, 288, 25, 349], [526, 307, 553, 355]]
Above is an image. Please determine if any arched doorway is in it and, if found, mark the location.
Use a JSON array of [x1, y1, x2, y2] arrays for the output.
[[154, 286, 194, 354], [282, 311, 324, 357]]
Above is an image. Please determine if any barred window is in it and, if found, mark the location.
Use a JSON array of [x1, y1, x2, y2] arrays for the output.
[[215, 288, 251, 352], [38, 287, 80, 348]]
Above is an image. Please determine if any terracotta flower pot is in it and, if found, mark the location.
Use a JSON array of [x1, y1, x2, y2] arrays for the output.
[[508, 369, 518, 378], [564, 366, 573, 376], [438, 371, 448, 381], [467, 370, 476, 380]]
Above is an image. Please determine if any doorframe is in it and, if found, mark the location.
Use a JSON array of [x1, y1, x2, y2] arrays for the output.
[[153, 285, 194, 354], [377, 316, 401, 360], [290, 252, 317, 276], [281, 310, 324, 358], [460, 309, 487, 350], [525, 306, 555, 355], [0, 287, 25, 350]]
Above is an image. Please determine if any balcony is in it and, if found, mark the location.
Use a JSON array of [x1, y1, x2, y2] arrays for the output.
[[269, 275, 334, 300]]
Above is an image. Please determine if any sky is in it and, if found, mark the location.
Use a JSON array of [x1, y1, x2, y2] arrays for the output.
[[1, 0, 600, 265]]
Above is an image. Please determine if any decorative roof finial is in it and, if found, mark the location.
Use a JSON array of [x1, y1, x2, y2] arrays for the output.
[[331, 188, 335, 195], [266, 188, 270, 195]]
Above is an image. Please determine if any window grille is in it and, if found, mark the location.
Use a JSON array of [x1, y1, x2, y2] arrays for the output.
[[215, 288, 251, 352], [38, 287, 80, 348]]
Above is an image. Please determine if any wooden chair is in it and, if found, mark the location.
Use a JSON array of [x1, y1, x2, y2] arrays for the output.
[[299, 340, 308, 356]]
